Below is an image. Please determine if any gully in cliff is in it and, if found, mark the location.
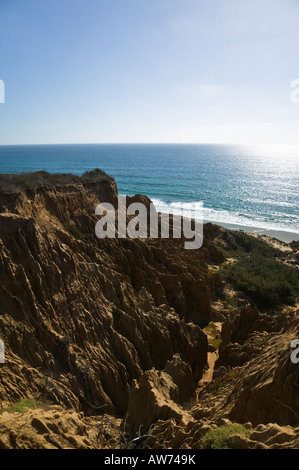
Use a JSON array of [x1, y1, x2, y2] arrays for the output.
[[95, 195, 203, 250]]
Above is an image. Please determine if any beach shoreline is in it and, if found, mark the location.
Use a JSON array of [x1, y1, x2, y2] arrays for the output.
[[205, 220, 299, 244]]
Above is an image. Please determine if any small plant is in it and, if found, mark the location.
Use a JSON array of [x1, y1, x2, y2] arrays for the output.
[[0, 169, 111, 193], [210, 370, 239, 392], [208, 336, 222, 349], [201, 423, 250, 449], [1, 398, 38, 414], [97, 415, 165, 449], [203, 322, 222, 349], [62, 222, 90, 243], [224, 294, 240, 308], [204, 322, 218, 335], [82, 168, 109, 179], [219, 232, 299, 310]]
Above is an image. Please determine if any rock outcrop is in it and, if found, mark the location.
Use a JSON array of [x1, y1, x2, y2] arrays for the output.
[[193, 305, 299, 427], [0, 173, 214, 418], [0, 405, 102, 449], [124, 354, 195, 436], [143, 417, 299, 449]]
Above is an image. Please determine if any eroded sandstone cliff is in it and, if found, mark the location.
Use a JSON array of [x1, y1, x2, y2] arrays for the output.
[[0, 173, 218, 418], [0, 172, 298, 449]]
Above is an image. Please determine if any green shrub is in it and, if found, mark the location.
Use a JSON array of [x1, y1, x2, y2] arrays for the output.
[[219, 232, 299, 309], [201, 423, 251, 449], [81, 168, 109, 179], [220, 252, 299, 308], [223, 231, 277, 258], [62, 222, 90, 243], [0, 169, 111, 193], [223, 294, 240, 308], [203, 322, 218, 335], [1, 398, 38, 414], [203, 322, 222, 349], [211, 370, 239, 392], [208, 337, 222, 349]]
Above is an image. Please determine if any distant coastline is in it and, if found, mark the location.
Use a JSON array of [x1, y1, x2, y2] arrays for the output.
[[203, 220, 299, 244], [152, 205, 299, 243]]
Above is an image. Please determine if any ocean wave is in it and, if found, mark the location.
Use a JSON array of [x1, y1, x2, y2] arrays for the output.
[[150, 198, 299, 234]]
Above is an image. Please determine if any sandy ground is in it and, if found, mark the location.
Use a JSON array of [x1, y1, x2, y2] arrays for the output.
[[197, 322, 222, 396], [198, 352, 218, 387]]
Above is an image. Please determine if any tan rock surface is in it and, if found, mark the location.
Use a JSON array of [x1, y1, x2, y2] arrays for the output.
[[0, 177, 212, 417]]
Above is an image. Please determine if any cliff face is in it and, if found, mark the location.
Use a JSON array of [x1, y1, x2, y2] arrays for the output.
[[213, 306, 299, 426], [141, 306, 299, 450], [2, 174, 298, 449], [0, 176, 218, 416]]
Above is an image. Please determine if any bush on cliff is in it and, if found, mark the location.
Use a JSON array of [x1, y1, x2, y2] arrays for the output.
[[219, 232, 299, 309], [221, 252, 299, 309], [0, 169, 111, 193], [1, 398, 38, 414], [201, 423, 251, 449], [82, 168, 109, 179]]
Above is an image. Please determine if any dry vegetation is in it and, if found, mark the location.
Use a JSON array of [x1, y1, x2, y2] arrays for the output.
[[0, 168, 111, 193]]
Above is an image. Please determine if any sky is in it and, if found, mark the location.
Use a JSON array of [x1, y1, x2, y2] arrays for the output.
[[1, 0, 299, 145]]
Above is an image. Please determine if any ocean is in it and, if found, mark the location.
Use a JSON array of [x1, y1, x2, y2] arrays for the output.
[[0, 143, 298, 239]]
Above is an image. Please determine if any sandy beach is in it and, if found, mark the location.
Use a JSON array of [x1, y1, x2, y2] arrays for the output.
[[205, 220, 299, 244]]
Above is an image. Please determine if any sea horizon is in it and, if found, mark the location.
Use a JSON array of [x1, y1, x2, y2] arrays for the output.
[[0, 143, 298, 242]]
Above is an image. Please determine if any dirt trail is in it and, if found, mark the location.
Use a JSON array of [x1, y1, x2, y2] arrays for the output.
[[197, 351, 218, 392], [196, 322, 222, 397]]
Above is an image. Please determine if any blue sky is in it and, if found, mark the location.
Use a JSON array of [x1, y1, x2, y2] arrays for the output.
[[1, 0, 299, 144]]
